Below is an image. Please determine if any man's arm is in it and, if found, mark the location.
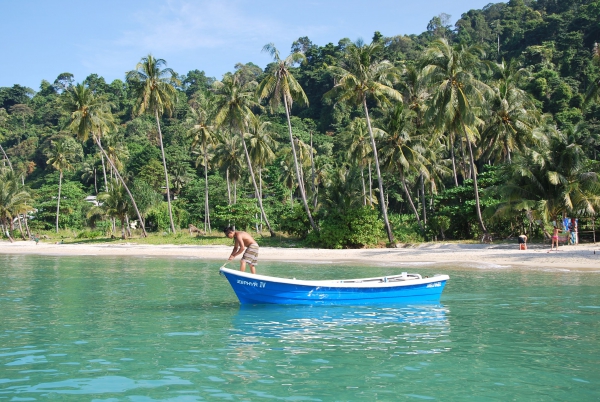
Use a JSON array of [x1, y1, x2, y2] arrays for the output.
[[229, 236, 245, 259]]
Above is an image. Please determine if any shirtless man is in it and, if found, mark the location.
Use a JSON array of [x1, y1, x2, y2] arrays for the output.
[[224, 227, 259, 274]]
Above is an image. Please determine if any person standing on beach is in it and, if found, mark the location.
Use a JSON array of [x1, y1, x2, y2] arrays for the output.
[[549, 226, 559, 252], [224, 227, 259, 274]]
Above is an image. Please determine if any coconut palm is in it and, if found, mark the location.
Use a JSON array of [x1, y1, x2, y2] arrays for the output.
[[279, 154, 297, 208], [0, 168, 32, 242], [481, 61, 540, 163], [257, 43, 317, 232], [379, 103, 427, 233], [213, 72, 275, 236], [325, 39, 402, 244], [65, 83, 148, 236], [126, 55, 179, 234], [187, 93, 217, 233], [422, 38, 492, 237], [246, 114, 277, 200], [493, 125, 599, 227], [214, 131, 244, 205], [97, 179, 131, 239], [46, 139, 76, 233], [341, 117, 373, 206]]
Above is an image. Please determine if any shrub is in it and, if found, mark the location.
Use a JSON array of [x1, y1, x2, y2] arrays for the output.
[[309, 206, 384, 249]]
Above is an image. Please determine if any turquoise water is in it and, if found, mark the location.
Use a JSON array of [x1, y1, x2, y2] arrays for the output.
[[0, 255, 599, 401]]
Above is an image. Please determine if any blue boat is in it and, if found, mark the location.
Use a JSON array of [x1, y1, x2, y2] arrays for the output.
[[220, 267, 449, 305]]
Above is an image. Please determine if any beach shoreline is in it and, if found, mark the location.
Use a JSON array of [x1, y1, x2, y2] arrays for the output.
[[1, 240, 599, 270]]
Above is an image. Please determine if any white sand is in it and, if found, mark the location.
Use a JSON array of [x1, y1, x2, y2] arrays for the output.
[[1, 240, 599, 270]]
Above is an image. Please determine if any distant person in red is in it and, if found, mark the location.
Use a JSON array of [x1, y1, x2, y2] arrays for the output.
[[549, 226, 560, 252], [224, 227, 259, 274]]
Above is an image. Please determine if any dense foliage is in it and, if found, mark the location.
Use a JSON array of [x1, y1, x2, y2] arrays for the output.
[[1, 0, 599, 247]]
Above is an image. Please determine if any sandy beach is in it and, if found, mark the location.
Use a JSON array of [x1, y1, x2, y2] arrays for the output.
[[1, 240, 599, 270]]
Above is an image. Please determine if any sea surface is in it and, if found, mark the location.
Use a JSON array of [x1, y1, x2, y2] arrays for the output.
[[0, 254, 598, 401]]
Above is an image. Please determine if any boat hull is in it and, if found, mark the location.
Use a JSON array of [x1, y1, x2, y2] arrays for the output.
[[220, 267, 448, 305]]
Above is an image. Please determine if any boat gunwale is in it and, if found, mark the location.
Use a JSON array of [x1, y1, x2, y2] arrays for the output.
[[220, 267, 449, 289]]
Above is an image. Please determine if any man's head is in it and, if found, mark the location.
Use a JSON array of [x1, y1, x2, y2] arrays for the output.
[[224, 226, 235, 238]]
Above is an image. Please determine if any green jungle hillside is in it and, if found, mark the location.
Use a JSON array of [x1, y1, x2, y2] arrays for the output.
[[1, 0, 599, 248]]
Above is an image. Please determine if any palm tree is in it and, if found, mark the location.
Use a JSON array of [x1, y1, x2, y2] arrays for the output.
[[214, 131, 243, 205], [279, 154, 297, 208], [0, 168, 32, 243], [257, 43, 317, 232], [325, 39, 401, 245], [46, 139, 76, 233], [213, 72, 275, 236], [422, 38, 492, 237], [342, 117, 373, 206], [481, 61, 540, 163], [80, 159, 98, 194], [126, 55, 179, 234], [66, 83, 148, 237], [379, 103, 427, 234], [246, 114, 277, 200], [493, 127, 600, 227], [97, 179, 131, 239], [187, 93, 217, 233]]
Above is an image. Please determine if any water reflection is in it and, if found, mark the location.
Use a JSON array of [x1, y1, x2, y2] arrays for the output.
[[230, 303, 451, 354]]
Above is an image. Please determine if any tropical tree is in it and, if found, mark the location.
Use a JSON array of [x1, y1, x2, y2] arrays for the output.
[[46, 139, 77, 233], [480, 61, 540, 163], [246, 114, 277, 200], [257, 43, 317, 231], [126, 55, 179, 234], [65, 83, 148, 236], [493, 127, 600, 227], [341, 117, 373, 206], [379, 103, 427, 233], [187, 93, 217, 233], [0, 168, 32, 242], [422, 38, 492, 238], [213, 131, 243, 205], [213, 72, 275, 236], [325, 39, 402, 245], [97, 179, 131, 239]]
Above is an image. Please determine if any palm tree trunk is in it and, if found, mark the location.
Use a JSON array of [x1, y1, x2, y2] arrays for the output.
[[56, 170, 62, 233], [420, 174, 427, 225], [154, 109, 176, 234], [100, 153, 108, 192], [226, 169, 231, 205], [450, 137, 459, 187], [0, 144, 13, 171], [361, 166, 366, 206], [16, 214, 26, 240], [400, 168, 424, 233], [238, 131, 276, 237], [95, 137, 148, 237], [310, 131, 317, 208], [363, 98, 395, 245], [368, 162, 373, 206], [284, 97, 318, 232], [93, 167, 98, 194], [24, 212, 31, 239], [461, 122, 487, 235], [2, 219, 14, 243], [204, 146, 211, 233]]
